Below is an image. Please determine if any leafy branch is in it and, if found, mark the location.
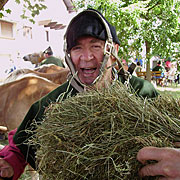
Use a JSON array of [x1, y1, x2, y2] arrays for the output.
[[0, 0, 47, 23]]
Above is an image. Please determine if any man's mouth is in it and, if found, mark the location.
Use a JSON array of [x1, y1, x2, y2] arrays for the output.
[[80, 68, 97, 77]]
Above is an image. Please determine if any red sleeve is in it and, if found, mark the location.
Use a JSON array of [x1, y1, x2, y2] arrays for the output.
[[0, 129, 27, 180]]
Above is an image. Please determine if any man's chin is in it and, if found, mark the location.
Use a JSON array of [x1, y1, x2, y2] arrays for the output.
[[80, 78, 95, 86], [82, 81, 94, 86]]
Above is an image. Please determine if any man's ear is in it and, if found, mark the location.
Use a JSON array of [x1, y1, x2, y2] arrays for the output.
[[110, 44, 119, 70], [114, 44, 119, 52], [111, 44, 119, 61]]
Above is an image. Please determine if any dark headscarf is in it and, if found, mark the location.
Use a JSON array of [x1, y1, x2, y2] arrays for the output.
[[66, 9, 120, 51]]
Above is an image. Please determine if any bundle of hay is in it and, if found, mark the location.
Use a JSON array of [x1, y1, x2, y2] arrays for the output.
[[32, 82, 180, 180]]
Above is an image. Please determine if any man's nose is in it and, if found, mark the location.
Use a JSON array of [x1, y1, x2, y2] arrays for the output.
[[80, 48, 94, 61]]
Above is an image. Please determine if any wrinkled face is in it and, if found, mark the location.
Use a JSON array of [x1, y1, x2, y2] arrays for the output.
[[70, 36, 112, 86]]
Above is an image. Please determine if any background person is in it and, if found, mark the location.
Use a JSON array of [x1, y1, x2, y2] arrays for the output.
[[135, 61, 142, 73], [168, 63, 177, 86], [133, 61, 142, 77], [0, 9, 179, 180], [165, 57, 172, 72], [134, 61, 142, 77], [152, 61, 164, 72], [40, 46, 65, 67], [152, 61, 165, 86]]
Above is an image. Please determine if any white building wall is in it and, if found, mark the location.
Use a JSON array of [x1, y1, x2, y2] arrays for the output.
[[0, 0, 76, 80]]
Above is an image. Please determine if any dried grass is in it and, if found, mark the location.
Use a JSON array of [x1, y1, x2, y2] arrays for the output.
[[32, 82, 180, 180]]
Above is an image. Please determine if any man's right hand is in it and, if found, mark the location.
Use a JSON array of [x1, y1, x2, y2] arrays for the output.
[[0, 158, 14, 178]]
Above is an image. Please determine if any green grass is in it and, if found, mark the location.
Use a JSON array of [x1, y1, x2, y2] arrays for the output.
[[157, 83, 180, 98], [158, 90, 180, 98]]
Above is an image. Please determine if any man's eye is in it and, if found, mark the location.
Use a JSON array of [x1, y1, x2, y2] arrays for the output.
[[72, 46, 81, 50], [92, 45, 102, 49]]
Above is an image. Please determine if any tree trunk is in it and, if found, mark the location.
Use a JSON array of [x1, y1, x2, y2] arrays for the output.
[[0, 0, 9, 10], [145, 40, 151, 82]]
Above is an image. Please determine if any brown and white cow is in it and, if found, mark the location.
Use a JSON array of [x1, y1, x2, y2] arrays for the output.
[[0, 76, 59, 131], [4, 67, 70, 85], [0, 64, 70, 132], [23, 51, 45, 66], [34, 64, 66, 73], [0, 65, 69, 179]]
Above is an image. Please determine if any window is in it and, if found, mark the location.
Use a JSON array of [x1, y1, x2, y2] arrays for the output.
[[46, 30, 49, 42], [23, 26, 32, 39], [0, 20, 13, 38]]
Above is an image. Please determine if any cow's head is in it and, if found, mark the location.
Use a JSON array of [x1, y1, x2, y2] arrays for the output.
[[23, 51, 45, 64]]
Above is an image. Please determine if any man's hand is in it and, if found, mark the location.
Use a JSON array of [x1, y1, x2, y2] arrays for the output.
[[0, 158, 14, 178], [137, 147, 180, 180]]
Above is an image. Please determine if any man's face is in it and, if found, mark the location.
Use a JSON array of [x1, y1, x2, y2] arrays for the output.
[[70, 36, 112, 86]]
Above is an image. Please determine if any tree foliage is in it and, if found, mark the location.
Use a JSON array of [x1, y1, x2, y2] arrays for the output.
[[73, 0, 180, 62], [0, 0, 9, 10], [0, 0, 47, 23]]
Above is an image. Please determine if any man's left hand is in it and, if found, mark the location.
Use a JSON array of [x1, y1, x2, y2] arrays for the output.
[[137, 147, 180, 180]]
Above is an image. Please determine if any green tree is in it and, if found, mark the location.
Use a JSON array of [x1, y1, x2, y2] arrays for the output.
[[74, 0, 180, 81], [0, 0, 47, 23], [0, 0, 9, 10]]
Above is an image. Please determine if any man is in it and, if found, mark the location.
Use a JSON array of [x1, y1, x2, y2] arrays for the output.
[[152, 61, 165, 86], [40, 46, 65, 67], [135, 61, 142, 73], [0, 9, 179, 180], [152, 61, 164, 72]]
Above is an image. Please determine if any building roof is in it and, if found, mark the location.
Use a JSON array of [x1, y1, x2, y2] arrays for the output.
[[38, 0, 75, 30], [63, 0, 76, 13]]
